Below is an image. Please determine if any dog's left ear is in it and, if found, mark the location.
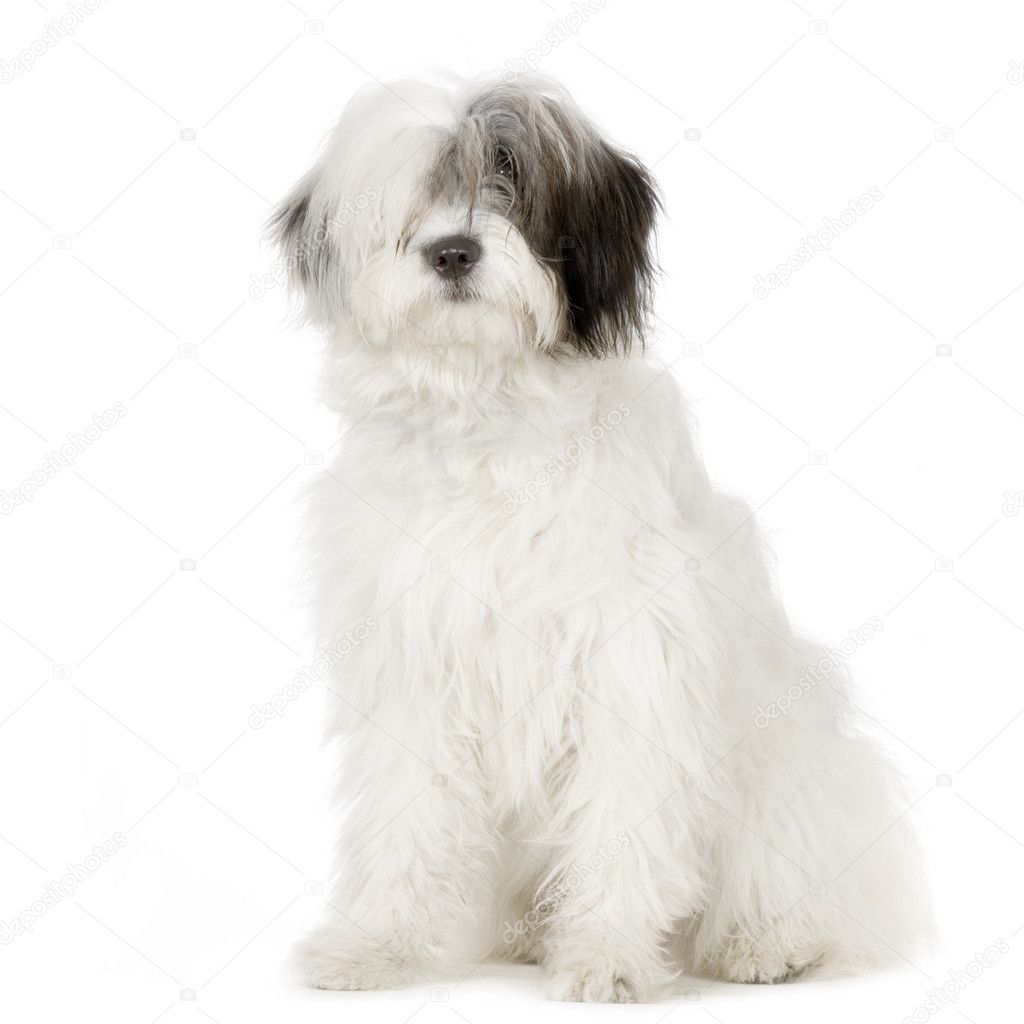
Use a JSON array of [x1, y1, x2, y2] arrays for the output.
[[559, 143, 660, 357], [269, 168, 344, 327]]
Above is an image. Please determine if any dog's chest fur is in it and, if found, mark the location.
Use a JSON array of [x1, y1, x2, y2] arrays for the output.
[[307, 341, 716, 798]]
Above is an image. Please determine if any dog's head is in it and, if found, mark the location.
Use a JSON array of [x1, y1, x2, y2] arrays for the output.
[[271, 74, 659, 357]]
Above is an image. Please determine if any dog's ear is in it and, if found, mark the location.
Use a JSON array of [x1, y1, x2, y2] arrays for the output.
[[558, 143, 660, 357], [268, 169, 344, 327]]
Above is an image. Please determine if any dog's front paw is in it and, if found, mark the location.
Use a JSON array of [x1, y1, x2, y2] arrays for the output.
[[706, 932, 822, 985], [294, 928, 415, 991], [546, 951, 654, 1003]]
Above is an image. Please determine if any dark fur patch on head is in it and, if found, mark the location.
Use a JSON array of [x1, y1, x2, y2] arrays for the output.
[[548, 143, 660, 356], [461, 80, 661, 357]]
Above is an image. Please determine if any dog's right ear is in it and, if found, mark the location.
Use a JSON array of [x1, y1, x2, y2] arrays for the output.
[[268, 167, 344, 326]]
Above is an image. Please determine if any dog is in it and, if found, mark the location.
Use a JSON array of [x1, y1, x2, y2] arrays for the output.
[[272, 72, 931, 1002]]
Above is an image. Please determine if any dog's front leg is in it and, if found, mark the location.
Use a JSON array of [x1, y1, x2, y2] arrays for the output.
[[294, 723, 489, 990], [539, 638, 705, 1002]]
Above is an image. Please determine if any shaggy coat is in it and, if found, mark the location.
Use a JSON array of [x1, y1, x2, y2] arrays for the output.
[[273, 73, 931, 1002]]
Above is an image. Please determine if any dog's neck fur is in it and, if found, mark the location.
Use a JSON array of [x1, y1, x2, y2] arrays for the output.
[[322, 325, 618, 431]]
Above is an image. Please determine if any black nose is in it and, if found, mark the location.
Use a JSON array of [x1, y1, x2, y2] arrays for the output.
[[424, 236, 481, 279]]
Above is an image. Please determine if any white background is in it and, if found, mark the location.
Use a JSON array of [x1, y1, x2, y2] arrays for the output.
[[2, 0, 1023, 1021]]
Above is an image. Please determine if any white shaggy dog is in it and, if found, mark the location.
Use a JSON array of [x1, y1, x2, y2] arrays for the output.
[[273, 72, 931, 1002]]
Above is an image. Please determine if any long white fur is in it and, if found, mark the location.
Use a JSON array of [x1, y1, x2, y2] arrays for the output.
[[280, 73, 932, 1002]]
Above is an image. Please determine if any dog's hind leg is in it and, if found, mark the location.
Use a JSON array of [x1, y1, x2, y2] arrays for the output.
[[694, 719, 931, 983]]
